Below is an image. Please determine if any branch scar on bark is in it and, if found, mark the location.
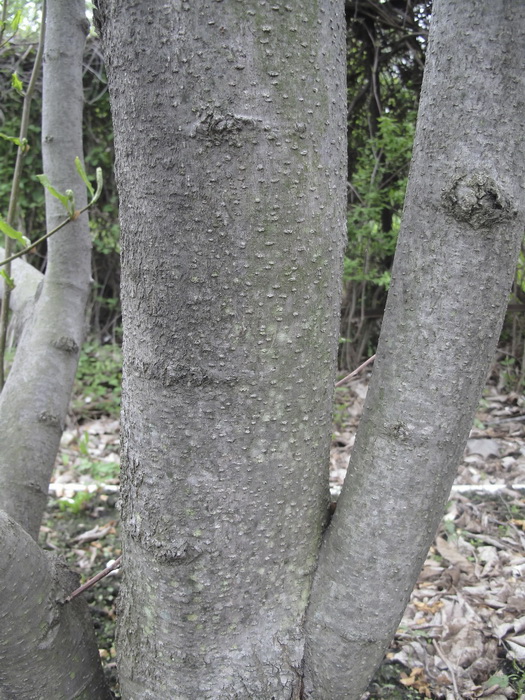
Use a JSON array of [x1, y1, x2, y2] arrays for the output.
[[442, 172, 516, 229], [190, 108, 257, 145], [52, 336, 79, 353], [147, 536, 203, 565], [129, 358, 239, 387], [37, 410, 62, 428]]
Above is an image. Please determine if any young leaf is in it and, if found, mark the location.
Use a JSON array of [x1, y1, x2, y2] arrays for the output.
[[93, 167, 103, 203], [0, 218, 30, 247], [11, 72, 24, 96], [0, 269, 15, 289], [0, 133, 21, 147], [36, 174, 71, 213], [10, 10, 22, 32], [65, 190, 76, 217], [75, 157, 94, 198]]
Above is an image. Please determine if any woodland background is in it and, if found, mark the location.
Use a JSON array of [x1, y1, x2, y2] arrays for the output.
[[3, 1, 525, 376], [2, 1, 525, 698]]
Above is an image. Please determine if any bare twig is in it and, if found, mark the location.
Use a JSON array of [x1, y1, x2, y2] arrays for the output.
[[433, 641, 460, 700], [335, 353, 376, 387], [65, 555, 122, 603]]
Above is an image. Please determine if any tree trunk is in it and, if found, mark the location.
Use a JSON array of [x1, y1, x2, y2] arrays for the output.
[[0, 0, 93, 539], [0, 248, 43, 344], [0, 512, 112, 700], [97, 1, 346, 697], [304, 2, 525, 697]]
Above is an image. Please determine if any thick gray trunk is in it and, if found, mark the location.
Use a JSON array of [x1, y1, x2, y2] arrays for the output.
[[0, 511, 112, 699], [304, 2, 525, 697], [98, 1, 346, 697], [0, 0, 92, 539]]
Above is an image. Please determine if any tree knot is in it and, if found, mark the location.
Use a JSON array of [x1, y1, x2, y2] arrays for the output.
[[443, 172, 516, 230], [191, 108, 256, 145]]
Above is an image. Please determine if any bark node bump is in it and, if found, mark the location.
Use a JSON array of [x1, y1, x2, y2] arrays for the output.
[[443, 172, 515, 229]]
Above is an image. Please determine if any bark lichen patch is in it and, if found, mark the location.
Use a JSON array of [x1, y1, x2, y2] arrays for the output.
[[191, 108, 257, 146], [389, 421, 409, 442], [146, 535, 203, 565], [52, 336, 80, 354], [37, 410, 62, 428], [128, 358, 239, 387], [443, 172, 515, 229]]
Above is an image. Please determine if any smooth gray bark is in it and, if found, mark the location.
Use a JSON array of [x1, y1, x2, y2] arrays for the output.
[[0, 511, 112, 700], [97, 1, 346, 697], [0, 0, 92, 539], [304, 2, 525, 697], [0, 249, 43, 344]]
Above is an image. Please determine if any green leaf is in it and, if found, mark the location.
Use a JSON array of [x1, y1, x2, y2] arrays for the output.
[[75, 157, 94, 198], [0, 217, 30, 247], [36, 174, 72, 213], [485, 673, 509, 689], [10, 10, 22, 32], [0, 133, 21, 147], [11, 72, 24, 96], [0, 269, 15, 289], [64, 189, 76, 217]]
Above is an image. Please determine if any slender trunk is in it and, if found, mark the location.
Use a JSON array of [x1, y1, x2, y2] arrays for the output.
[[0, 511, 111, 699], [0, 248, 43, 344], [0, 0, 92, 539], [97, 1, 346, 697], [304, 2, 525, 697]]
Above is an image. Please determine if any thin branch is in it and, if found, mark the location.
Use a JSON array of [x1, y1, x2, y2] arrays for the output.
[[335, 353, 376, 387], [65, 556, 122, 603], [0, 203, 90, 268], [0, 0, 46, 388], [0, 0, 8, 48], [0, 165, 102, 268], [433, 640, 461, 700]]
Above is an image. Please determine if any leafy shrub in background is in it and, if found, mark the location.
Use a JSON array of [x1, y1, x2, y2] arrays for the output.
[[4, 3, 524, 374], [346, 112, 416, 291], [0, 34, 121, 340], [341, 110, 416, 367], [72, 341, 122, 420], [82, 55, 122, 341], [0, 43, 46, 246], [57, 490, 95, 515]]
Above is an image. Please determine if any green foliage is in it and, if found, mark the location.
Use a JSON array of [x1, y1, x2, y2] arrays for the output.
[[0, 268, 13, 287], [487, 663, 525, 696], [72, 341, 122, 419], [11, 70, 23, 95], [36, 173, 75, 215], [0, 131, 24, 147], [58, 490, 95, 515], [0, 2, 41, 40], [35, 158, 102, 219], [76, 456, 119, 482], [0, 8, 21, 35], [345, 112, 416, 289], [341, 3, 428, 366], [508, 661, 525, 694], [0, 44, 45, 242], [0, 36, 121, 338]]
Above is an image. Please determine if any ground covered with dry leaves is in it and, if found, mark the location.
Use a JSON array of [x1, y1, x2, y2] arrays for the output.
[[40, 372, 525, 699]]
